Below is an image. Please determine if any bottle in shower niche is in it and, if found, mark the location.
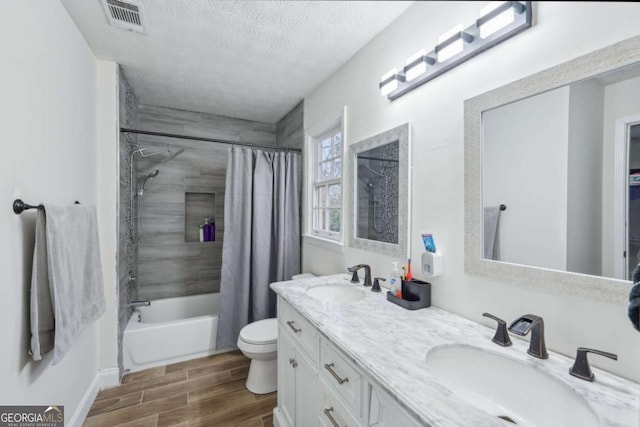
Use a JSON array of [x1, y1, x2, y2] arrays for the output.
[[199, 225, 204, 242], [211, 216, 216, 242], [203, 219, 211, 241]]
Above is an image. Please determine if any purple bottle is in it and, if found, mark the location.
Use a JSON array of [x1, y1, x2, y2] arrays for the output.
[[203, 219, 210, 241], [211, 217, 215, 242]]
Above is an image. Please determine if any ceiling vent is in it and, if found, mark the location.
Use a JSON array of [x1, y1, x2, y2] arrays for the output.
[[101, 0, 146, 34]]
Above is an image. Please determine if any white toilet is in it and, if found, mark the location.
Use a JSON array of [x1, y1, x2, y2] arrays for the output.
[[237, 273, 316, 394], [237, 318, 278, 394]]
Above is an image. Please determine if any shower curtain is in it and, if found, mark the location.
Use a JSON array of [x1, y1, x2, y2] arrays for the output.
[[216, 147, 301, 350]]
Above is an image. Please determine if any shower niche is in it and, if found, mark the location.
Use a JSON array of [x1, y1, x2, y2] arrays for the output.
[[185, 192, 216, 243]]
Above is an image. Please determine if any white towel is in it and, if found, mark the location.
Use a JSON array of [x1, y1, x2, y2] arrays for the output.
[[484, 206, 501, 261], [30, 204, 106, 364]]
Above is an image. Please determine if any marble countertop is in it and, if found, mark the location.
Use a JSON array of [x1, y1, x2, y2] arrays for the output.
[[270, 274, 640, 427]]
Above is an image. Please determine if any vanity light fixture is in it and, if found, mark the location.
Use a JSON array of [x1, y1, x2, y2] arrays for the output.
[[404, 49, 436, 82], [436, 25, 473, 63], [478, 1, 526, 39], [380, 1, 531, 101], [379, 68, 406, 97]]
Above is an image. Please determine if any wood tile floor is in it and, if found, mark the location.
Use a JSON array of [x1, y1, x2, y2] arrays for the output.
[[83, 351, 276, 427]]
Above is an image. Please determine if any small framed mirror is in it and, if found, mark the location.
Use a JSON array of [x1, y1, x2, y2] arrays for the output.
[[347, 123, 410, 257]]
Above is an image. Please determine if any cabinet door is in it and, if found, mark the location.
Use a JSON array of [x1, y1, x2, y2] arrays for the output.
[[295, 347, 318, 427], [278, 328, 297, 427]]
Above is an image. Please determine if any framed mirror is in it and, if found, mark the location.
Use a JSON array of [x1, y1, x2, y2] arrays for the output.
[[347, 123, 410, 257], [465, 35, 640, 304]]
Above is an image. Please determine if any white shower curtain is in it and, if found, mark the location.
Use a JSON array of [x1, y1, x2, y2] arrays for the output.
[[216, 147, 301, 350]]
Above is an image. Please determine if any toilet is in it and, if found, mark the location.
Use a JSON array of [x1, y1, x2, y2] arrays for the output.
[[237, 318, 278, 394], [237, 273, 316, 394]]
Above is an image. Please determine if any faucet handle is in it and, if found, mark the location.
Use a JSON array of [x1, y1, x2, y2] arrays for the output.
[[348, 269, 360, 283], [482, 313, 512, 347], [346, 265, 360, 283], [569, 347, 618, 382], [372, 277, 385, 292]]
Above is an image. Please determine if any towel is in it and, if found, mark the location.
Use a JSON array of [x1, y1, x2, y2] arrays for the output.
[[30, 204, 106, 364], [483, 206, 501, 260], [30, 210, 55, 359]]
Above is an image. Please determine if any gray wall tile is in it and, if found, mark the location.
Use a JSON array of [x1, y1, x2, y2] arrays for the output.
[[276, 101, 304, 149], [117, 68, 139, 377], [135, 104, 274, 301]]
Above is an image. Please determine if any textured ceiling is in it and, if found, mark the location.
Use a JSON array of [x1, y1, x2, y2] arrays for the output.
[[61, 0, 413, 123]]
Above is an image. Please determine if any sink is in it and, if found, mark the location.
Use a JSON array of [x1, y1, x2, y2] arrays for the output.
[[306, 284, 366, 304], [426, 345, 599, 427]]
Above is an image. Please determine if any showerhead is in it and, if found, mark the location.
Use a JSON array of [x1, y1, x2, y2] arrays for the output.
[[137, 170, 159, 196]]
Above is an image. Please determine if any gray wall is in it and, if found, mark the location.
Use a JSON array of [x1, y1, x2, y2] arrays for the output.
[[136, 105, 277, 300], [276, 101, 304, 149], [117, 68, 139, 376]]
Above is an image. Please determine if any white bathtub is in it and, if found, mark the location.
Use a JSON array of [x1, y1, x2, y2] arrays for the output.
[[123, 293, 224, 373]]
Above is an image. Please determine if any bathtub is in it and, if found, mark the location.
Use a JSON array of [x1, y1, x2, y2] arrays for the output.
[[123, 293, 225, 373]]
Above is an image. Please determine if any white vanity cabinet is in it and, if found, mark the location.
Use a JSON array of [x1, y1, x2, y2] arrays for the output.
[[277, 298, 319, 427], [275, 298, 422, 427], [366, 383, 422, 427]]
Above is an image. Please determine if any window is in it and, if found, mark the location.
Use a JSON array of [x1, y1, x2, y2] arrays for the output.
[[311, 127, 342, 240]]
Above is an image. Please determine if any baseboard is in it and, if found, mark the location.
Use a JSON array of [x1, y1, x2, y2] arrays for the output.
[[67, 368, 120, 427], [67, 374, 100, 427], [273, 407, 286, 427], [98, 367, 120, 389]]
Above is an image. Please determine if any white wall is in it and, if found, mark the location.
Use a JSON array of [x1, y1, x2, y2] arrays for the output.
[[483, 87, 569, 271], [96, 61, 119, 374], [0, 0, 101, 421], [602, 76, 640, 277], [566, 80, 604, 276], [303, 2, 640, 381]]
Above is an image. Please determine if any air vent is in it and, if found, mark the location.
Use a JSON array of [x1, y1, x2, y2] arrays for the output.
[[101, 0, 146, 34]]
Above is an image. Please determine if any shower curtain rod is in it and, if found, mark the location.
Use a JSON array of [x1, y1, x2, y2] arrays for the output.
[[120, 127, 302, 152]]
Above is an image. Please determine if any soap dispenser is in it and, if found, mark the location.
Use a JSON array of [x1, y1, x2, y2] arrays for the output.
[[390, 261, 402, 298]]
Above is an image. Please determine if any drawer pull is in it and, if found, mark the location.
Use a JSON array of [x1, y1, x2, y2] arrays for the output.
[[289, 358, 298, 368], [287, 320, 301, 333], [323, 406, 342, 427], [324, 362, 349, 385]]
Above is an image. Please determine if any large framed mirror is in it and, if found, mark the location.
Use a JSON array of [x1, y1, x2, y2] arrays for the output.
[[347, 123, 410, 257], [465, 35, 640, 304]]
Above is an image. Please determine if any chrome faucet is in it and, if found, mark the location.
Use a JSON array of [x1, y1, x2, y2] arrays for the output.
[[347, 264, 372, 287], [130, 300, 151, 309], [508, 314, 548, 359]]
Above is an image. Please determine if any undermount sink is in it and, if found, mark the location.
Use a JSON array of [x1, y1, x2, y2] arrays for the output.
[[306, 284, 366, 304], [426, 345, 599, 427]]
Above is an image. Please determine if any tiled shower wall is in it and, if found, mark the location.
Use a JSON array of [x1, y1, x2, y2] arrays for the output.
[[117, 68, 139, 376], [136, 105, 277, 300], [276, 101, 303, 150]]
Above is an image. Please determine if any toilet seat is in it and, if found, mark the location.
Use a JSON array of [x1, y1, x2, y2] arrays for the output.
[[239, 318, 277, 345]]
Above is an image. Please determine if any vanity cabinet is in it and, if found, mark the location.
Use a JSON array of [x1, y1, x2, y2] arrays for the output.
[[277, 299, 319, 427], [275, 298, 421, 427], [366, 383, 421, 427], [277, 330, 317, 427]]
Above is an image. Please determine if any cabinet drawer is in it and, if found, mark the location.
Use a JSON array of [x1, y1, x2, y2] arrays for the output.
[[320, 339, 362, 417], [278, 298, 319, 363], [318, 377, 360, 427]]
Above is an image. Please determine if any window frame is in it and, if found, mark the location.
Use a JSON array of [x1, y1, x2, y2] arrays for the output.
[[310, 126, 343, 241]]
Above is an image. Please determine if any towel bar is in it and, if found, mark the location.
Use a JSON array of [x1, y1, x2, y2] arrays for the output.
[[13, 199, 80, 214]]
